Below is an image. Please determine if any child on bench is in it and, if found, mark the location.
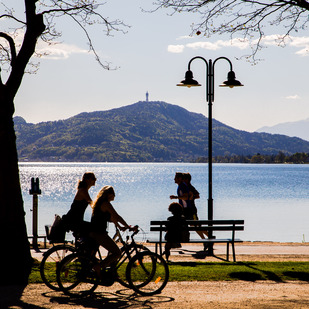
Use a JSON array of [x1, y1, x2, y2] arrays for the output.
[[164, 202, 189, 261]]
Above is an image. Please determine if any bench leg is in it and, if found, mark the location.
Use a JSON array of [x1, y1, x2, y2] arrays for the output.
[[154, 242, 164, 257], [226, 242, 230, 261], [159, 242, 163, 257], [232, 242, 236, 262]]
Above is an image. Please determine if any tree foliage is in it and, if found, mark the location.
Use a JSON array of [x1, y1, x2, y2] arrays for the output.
[[0, 0, 127, 72], [194, 151, 309, 164], [153, 0, 309, 61]]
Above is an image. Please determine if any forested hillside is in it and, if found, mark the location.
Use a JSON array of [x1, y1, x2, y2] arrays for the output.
[[14, 101, 309, 162]]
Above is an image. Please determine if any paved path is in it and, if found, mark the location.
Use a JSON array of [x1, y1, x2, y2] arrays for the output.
[[30, 241, 309, 262], [2, 281, 309, 309], [2, 242, 308, 308]]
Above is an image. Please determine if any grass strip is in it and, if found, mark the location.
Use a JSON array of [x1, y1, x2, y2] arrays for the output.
[[30, 260, 309, 284], [168, 261, 309, 282]]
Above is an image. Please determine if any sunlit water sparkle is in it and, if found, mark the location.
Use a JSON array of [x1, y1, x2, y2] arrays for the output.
[[19, 163, 309, 243]]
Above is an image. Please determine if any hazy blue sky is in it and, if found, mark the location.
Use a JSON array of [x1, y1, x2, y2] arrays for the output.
[[3, 1, 309, 132]]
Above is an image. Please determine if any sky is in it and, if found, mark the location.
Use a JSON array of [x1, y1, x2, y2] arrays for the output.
[[2, 0, 309, 132]]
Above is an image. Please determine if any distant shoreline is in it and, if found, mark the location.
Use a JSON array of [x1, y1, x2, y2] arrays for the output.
[[18, 160, 309, 164]]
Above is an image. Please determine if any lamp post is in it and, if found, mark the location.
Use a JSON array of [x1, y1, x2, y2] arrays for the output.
[[177, 56, 243, 253]]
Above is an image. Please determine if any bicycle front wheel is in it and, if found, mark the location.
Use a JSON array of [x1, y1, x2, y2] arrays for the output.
[[56, 253, 99, 297], [126, 251, 169, 296], [40, 244, 75, 291], [116, 244, 150, 288]]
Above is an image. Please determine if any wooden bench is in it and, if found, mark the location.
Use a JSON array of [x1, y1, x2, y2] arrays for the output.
[[148, 220, 244, 262], [28, 235, 47, 249]]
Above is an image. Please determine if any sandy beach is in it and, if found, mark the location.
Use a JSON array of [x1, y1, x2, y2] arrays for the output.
[[2, 242, 309, 309]]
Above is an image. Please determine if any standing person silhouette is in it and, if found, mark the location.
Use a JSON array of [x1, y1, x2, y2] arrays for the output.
[[183, 173, 208, 250], [63, 172, 96, 236], [170, 172, 189, 210]]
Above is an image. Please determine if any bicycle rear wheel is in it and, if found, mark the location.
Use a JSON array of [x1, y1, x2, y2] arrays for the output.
[[126, 251, 169, 296], [116, 244, 150, 288], [40, 244, 75, 291], [56, 253, 99, 297]]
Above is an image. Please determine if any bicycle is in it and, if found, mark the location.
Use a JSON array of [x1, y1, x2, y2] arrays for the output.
[[56, 226, 169, 297], [40, 225, 150, 290]]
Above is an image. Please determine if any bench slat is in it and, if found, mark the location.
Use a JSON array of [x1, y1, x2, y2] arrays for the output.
[[150, 226, 244, 232], [147, 238, 243, 244], [150, 220, 244, 225]]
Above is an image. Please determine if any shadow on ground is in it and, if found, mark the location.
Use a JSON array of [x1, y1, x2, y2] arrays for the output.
[[220, 262, 284, 282], [43, 288, 174, 309], [167, 261, 309, 283], [0, 285, 46, 309], [283, 271, 309, 282]]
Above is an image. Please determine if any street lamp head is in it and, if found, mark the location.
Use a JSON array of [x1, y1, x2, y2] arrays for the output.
[[219, 70, 244, 88], [177, 70, 201, 88]]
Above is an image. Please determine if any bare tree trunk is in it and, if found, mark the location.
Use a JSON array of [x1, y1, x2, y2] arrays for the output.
[[0, 2, 45, 290], [0, 0, 114, 292], [0, 92, 32, 287]]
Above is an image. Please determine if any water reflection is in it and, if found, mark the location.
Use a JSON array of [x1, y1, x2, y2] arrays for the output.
[[20, 163, 309, 242]]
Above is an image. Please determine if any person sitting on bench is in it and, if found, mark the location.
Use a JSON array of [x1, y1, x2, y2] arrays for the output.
[[163, 202, 189, 261]]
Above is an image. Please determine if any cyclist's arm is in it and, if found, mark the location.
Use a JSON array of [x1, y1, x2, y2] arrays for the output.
[[74, 187, 93, 205], [102, 202, 130, 229]]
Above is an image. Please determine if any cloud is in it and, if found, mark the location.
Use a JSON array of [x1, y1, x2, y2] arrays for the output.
[[37, 42, 89, 60], [0, 29, 89, 60], [285, 95, 301, 100], [258, 35, 309, 56], [187, 38, 250, 51], [167, 44, 185, 53], [256, 34, 282, 46], [168, 38, 249, 53], [168, 34, 309, 56], [288, 36, 309, 47], [289, 36, 309, 56], [186, 41, 221, 50], [176, 35, 192, 40]]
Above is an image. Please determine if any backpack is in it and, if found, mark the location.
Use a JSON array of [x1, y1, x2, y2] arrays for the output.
[[48, 214, 66, 243]]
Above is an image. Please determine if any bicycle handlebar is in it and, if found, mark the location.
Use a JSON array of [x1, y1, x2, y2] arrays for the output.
[[129, 225, 139, 236]]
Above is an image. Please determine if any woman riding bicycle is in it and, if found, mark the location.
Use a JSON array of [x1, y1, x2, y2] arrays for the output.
[[63, 172, 96, 236], [56, 185, 169, 297], [90, 185, 135, 271]]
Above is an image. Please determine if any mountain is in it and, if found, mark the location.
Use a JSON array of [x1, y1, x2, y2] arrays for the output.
[[256, 118, 309, 141], [14, 101, 309, 162]]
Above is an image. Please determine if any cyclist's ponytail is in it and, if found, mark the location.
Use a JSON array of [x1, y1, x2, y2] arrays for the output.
[[78, 172, 96, 189]]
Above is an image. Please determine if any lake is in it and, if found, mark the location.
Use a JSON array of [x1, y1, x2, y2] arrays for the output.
[[19, 163, 309, 243]]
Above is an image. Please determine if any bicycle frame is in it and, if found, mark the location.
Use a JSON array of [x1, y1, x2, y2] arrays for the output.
[[112, 228, 142, 268]]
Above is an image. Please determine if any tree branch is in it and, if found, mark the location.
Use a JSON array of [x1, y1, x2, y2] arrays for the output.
[[0, 0, 128, 92], [0, 14, 26, 25], [0, 32, 17, 66], [152, 0, 309, 62], [66, 12, 115, 70]]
